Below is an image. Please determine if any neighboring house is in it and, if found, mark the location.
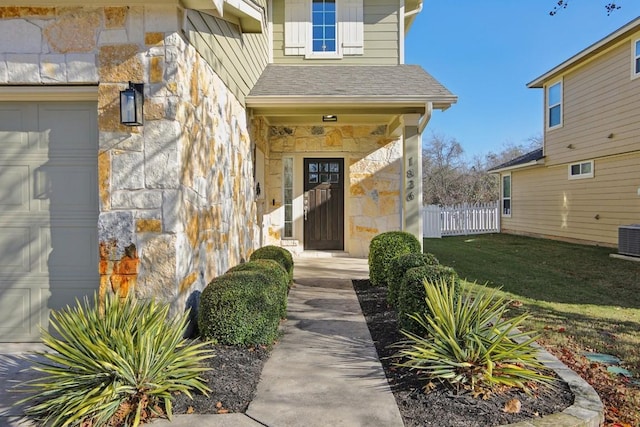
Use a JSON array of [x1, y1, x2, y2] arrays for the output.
[[0, 0, 456, 342], [490, 17, 640, 248]]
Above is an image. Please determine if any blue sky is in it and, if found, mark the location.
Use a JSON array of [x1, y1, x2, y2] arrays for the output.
[[405, 2, 640, 160]]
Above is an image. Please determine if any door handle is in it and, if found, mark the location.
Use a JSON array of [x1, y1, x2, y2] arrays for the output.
[[304, 206, 308, 221], [303, 191, 309, 221]]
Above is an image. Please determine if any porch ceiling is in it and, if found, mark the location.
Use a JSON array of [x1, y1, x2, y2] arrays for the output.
[[246, 65, 457, 125]]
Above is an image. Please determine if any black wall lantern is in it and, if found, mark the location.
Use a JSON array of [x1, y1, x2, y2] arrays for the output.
[[120, 81, 144, 126]]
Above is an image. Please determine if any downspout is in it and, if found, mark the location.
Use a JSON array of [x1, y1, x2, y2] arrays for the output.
[[418, 101, 432, 134], [398, 0, 405, 64]]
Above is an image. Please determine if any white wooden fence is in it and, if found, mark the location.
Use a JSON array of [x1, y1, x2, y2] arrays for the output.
[[423, 202, 500, 238]]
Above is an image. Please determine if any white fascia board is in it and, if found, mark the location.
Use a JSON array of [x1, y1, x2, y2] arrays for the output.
[[183, 0, 263, 32], [245, 95, 457, 109], [488, 159, 544, 175]]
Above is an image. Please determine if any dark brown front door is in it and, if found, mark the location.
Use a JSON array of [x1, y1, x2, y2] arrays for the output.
[[304, 158, 344, 250]]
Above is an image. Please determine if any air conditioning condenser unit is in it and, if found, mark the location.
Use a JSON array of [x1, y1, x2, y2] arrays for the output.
[[618, 225, 640, 257]]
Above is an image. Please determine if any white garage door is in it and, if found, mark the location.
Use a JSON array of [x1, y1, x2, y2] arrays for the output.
[[0, 101, 98, 342]]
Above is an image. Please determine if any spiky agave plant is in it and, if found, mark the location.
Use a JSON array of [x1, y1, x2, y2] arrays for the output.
[[17, 293, 213, 427], [394, 278, 553, 393]]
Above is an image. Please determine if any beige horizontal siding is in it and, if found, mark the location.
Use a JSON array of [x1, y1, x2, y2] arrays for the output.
[[185, 9, 269, 105], [501, 152, 640, 246], [545, 32, 640, 165], [272, 0, 399, 64]]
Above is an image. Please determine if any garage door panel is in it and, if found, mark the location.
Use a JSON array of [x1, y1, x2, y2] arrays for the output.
[[40, 225, 99, 276], [0, 227, 31, 274], [38, 104, 97, 157], [36, 165, 98, 213], [0, 101, 98, 342], [43, 285, 97, 314], [0, 288, 32, 337], [0, 104, 36, 153], [0, 165, 30, 211]]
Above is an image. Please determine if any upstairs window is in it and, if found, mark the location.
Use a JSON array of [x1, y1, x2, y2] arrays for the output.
[[634, 39, 640, 76], [312, 0, 336, 53], [285, 0, 363, 58], [502, 174, 511, 217], [568, 160, 594, 180], [547, 81, 562, 129]]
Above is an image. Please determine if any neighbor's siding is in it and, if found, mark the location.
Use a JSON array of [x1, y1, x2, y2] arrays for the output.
[[544, 31, 640, 166], [271, 0, 399, 64], [501, 152, 640, 246], [185, 9, 269, 105]]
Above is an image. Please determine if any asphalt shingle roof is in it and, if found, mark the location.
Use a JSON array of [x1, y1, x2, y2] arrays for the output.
[[488, 148, 544, 172], [248, 65, 456, 99]]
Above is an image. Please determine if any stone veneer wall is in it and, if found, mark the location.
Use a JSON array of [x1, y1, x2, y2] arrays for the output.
[[261, 124, 402, 257], [0, 6, 258, 315]]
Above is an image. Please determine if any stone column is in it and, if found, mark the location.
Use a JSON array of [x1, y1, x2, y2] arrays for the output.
[[402, 116, 423, 250]]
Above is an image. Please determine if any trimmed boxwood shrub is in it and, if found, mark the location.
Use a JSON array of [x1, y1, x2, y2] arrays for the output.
[[397, 264, 459, 334], [227, 259, 289, 317], [198, 270, 281, 345], [387, 252, 440, 308], [368, 231, 421, 287], [250, 245, 294, 284]]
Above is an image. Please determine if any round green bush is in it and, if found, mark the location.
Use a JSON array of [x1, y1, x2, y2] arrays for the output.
[[198, 270, 282, 345], [387, 253, 440, 308], [227, 259, 289, 317], [368, 231, 421, 287], [250, 245, 294, 284], [397, 264, 459, 334]]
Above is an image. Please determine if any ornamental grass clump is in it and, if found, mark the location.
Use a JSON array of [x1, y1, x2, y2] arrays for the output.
[[394, 278, 553, 394], [17, 293, 213, 427], [396, 264, 458, 334]]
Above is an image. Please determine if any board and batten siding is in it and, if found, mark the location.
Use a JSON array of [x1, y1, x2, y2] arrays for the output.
[[185, 9, 269, 105], [544, 32, 640, 166], [272, 0, 399, 64], [501, 152, 640, 246]]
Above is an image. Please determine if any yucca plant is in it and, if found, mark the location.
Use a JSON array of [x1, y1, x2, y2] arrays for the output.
[[16, 293, 213, 427], [394, 278, 553, 394]]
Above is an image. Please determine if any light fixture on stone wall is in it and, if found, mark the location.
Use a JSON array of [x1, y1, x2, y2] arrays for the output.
[[120, 82, 144, 126], [322, 114, 338, 122]]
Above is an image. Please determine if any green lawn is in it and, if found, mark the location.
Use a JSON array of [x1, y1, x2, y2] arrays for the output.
[[423, 233, 640, 378]]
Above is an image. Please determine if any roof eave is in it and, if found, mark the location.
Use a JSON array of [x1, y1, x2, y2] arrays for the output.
[[488, 159, 545, 174], [245, 95, 458, 110], [527, 16, 640, 88]]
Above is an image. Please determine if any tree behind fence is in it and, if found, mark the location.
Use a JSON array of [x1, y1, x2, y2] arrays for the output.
[[423, 202, 500, 238]]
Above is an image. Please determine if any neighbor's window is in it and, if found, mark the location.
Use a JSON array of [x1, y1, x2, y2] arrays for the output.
[[547, 81, 562, 129], [312, 0, 337, 53], [283, 157, 294, 238], [569, 160, 594, 180], [634, 39, 640, 76], [502, 174, 511, 217]]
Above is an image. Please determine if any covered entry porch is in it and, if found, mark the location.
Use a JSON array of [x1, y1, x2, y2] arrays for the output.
[[246, 65, 456, 257]]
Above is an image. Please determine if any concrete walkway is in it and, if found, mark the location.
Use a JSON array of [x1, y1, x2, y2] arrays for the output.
[[0, 257, 404, 427]]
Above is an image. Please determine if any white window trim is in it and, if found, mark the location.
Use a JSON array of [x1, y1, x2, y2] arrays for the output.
[[568, 160, 594, 180], [306, 0, 341, 59], [285, 0, 363, 58], [283, 157, 295, 239], [547, 80, 563, 130], [632, 39, 640, 80], [501, 173, 512, 218]]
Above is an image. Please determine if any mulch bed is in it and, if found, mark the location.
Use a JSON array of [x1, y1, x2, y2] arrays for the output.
[[172, 280, 574, 427], [352, 279, 574, 427]]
